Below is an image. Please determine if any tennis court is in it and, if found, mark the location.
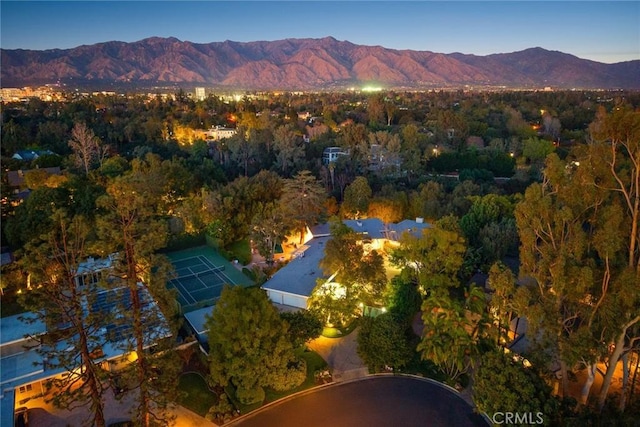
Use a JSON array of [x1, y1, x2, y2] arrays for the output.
[[168, 255, 235, 307]]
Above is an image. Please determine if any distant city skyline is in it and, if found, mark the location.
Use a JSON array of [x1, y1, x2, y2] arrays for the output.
[[1, 1, 639, 64]]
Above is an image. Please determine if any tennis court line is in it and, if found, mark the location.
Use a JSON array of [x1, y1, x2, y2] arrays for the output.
[[170, 253, 238, 307]]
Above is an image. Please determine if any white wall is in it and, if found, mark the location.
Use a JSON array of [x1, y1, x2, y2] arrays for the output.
[[264, 289, 308, 309]]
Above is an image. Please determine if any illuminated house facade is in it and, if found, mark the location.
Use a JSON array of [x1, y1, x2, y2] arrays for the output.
[[262, 218, 430, 309], [204, 125, 237, 141], [0, 256, 171, 426]]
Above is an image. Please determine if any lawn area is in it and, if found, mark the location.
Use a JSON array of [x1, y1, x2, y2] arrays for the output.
[[295, 348, 329, 389], [321, 327, 344, 338], [321, 318, 360, 338], [225, 239, 252, 265], [178, 372, 218, 417]]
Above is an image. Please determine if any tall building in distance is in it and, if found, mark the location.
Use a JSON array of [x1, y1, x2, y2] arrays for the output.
[[195, 87, 206, 101]]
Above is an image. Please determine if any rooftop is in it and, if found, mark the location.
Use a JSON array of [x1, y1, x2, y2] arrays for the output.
[[262, 236, 330, 298], [6, 167, 62, 188], [0, 313, 45, 346], [0, 286, 171, 390], [262, 218, 432, 302], [184, 306, 213, 340], [343, 218, 386, 240], [76, 254, 115, 276]]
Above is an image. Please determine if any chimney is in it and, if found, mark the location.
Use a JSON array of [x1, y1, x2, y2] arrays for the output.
[[416, 217, 424, 224]]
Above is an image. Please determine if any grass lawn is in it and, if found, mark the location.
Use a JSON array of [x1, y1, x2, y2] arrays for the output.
[[226, 239, 252, 265], [321, 318, 360, 338], [321, 327, 343, 338], [178, 373, 218, 417]]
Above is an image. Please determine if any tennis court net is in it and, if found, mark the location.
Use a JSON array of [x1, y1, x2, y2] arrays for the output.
[[172, 265, 226, 282]]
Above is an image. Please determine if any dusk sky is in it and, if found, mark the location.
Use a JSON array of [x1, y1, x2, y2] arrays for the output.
[[2, 1, 639, 64]]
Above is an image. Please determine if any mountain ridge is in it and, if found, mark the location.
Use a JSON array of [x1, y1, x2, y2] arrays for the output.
[[2, 37, 638, 89]]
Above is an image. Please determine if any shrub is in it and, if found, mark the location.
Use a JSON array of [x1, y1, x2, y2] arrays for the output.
[[270, 359, 307, 392], [235, 384, 265, 405], [206, 393, 234, 423]]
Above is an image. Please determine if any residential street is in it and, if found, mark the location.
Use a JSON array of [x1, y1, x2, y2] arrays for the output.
[[230, 376, 488, 427]]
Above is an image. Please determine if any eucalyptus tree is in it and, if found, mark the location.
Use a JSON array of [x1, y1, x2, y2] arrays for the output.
[[486, 262, 517, 345], [514, 106, 640, 410], [400, 123, 425, 182], [203, 170, 283, 246], [584, 106, 640, 411], [336, 123, 369, 175], [227, 125, 258, 177], [515, 153, 608, 399]]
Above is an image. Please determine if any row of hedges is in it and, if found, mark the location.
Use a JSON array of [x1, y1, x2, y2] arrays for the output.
[[427, 149, 515, 177]]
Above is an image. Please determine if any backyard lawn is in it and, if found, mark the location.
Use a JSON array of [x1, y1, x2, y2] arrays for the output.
[[178, 372, 218, 416], [226, 239, 252, 265]]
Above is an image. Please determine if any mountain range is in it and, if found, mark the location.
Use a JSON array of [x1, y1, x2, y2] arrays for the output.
[[2, 36, 638, 90]]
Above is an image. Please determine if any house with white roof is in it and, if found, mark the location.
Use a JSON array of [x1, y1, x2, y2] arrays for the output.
[[0, 255, 171, 426], [11, 150, 55, 162], [204, 125, 237, 141], [261, 218, 431, 309]]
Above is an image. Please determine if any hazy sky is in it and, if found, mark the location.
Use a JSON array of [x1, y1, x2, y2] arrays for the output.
[[2, 1, 639, 63]]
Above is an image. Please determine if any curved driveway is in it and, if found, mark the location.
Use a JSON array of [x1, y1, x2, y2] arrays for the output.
[[232, 376, 488, 427]]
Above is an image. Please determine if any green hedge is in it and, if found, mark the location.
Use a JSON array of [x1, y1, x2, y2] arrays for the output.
[[164, 232, 206, 252]]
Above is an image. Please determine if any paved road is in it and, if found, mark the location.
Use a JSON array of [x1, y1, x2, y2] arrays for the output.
[[232, 376, 488, 427]]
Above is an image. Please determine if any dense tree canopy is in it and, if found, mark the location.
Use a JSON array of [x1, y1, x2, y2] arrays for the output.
[[473, 350, 561, 424], [3, 90, 640, 421], [418, 286, 488, 382], [319, 222, 387, 304], [514, 107, 640, 410], [206, 286, 303, 404], [341, 176, 372, 219], [96, 157, 177, 427], [357, 313, 412, 373], [390, 225, 467, 291]]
